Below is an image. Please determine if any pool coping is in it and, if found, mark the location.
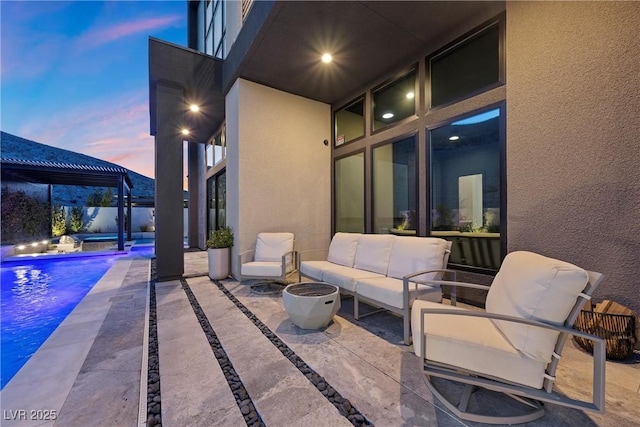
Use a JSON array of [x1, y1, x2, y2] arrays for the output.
[[0, 257, 140, 426]]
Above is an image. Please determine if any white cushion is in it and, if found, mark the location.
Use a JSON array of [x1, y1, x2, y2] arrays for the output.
[[411, 300, 547, 389], [241, 261, 283, 277], [327, 233, 361, 267], [321, 265, 384, 293], [300, 260, 335, 281], [486, 251, 589, 362], [357, 277, 441, 309], [353, 234, 395, 275], [254, 232, 294, 271], [387, 237, 447, 281]]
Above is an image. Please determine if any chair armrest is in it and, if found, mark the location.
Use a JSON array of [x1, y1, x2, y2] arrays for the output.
[[403, 269, 465, 304], [297, 249, 329, 261], [419, 308, 596, 337], [238, 249, 255, 266], [403, 269, 457, 309], [415, 278, 491, 306], [404, 268, 457, 281], [281, 250, 298, 275]]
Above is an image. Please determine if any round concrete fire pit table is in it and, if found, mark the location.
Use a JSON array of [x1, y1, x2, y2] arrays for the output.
[[282, 282, 341, 329]]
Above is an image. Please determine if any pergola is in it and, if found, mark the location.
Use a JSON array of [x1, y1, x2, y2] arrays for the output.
[[1, 158, 134, 251]]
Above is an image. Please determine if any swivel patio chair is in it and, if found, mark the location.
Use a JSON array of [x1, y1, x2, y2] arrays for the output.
[[411, 251, 605, 424], [239, 232, 297, 294]]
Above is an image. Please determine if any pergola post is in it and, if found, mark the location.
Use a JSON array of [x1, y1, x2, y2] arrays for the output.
[[117, 175, 125, 251], [127, 188, 132, 242]]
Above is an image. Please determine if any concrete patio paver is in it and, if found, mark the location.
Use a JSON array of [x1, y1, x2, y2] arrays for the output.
[[2, 250, 639, 427], [155, 280, 245, 427], [187, 277, 351, 427]]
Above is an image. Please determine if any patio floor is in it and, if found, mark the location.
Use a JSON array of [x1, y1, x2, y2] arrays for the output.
[[1, 250, 639, 426]]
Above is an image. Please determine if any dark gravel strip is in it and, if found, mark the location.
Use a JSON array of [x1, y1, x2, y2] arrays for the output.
[[147, 260, 162, 427], [212, 280, 373, 427], [180, 279, 265, 427]]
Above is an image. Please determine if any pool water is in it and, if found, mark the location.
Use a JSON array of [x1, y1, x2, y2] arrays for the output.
[[0, 255, 119, 388]]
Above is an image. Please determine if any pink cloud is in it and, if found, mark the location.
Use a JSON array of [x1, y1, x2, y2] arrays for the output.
[[19, 90, 158, 179], [104, 153, 135, 163], [76, 15, 182, 50]]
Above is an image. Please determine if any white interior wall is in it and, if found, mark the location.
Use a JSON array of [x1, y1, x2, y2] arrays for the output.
[[226, 79, 331, 278]]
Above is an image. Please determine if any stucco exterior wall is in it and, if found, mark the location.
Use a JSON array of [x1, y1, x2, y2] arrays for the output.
[[506, 2, 640, 311], [226, 79, 331, 278]]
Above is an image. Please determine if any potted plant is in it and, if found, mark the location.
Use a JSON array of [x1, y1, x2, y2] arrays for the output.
[[207, 226, 233, 280]]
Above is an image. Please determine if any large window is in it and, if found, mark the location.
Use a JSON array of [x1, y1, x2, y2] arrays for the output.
[[206, 126, 226, 169], [204, 0, 225, 58], [335, 152, 365, 233], [429, 23, 501, 108], [373, 136, 416, 234], [429, 107, 503, 270], [372, 68, 417, 132], [207, 170, 226, 237]]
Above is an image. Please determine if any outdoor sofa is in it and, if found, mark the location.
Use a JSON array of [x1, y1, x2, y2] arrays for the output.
[[298, 232, 451, 344]]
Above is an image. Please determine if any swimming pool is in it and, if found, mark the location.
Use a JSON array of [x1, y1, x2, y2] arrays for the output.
[[0, 255, 119, 388]]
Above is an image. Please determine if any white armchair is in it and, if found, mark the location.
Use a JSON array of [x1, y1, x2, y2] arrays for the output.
[[412, 251, 605, 424], [239, 232, 297, 294]]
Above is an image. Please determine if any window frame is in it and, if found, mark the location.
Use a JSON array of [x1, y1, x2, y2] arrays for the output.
[[333, 149, 367, 234], [371, 65, 419, 135], [371, 132, 419, 235], [426, 101, 507, 273], [333, 95, 366, 148], [426, 14, 505, 111]]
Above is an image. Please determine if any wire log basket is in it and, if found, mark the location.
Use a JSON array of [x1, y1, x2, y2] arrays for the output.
[[573, 310, 636, 360]]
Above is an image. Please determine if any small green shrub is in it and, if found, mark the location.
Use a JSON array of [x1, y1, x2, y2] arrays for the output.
[[51, 205, 67, 237], [1, 189, 49, 242], [207, 226, 233, 248], [69, 206, 85, 233]]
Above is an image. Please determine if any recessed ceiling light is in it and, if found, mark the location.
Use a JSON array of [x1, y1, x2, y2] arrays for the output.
[[189, 104, 200, 112], [321, 53, 332, 63], [382, 112, 394, 119], [449, 135, 460, 141], [406, 92, 415, 99], [181, 129, 190, 135]]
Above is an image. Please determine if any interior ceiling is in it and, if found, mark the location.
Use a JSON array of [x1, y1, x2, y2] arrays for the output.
[[238, 1, 505, 107]]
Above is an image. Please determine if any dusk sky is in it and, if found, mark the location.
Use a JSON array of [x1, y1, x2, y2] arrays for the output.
[[1, 1, 187, 179]]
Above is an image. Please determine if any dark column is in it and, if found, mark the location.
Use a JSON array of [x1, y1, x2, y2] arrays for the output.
[[187, 141, 206, 249], [154, 82, 185, 280]]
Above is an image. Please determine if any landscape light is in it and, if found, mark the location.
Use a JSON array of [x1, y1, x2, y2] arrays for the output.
[[321, 53, 332, 63]]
